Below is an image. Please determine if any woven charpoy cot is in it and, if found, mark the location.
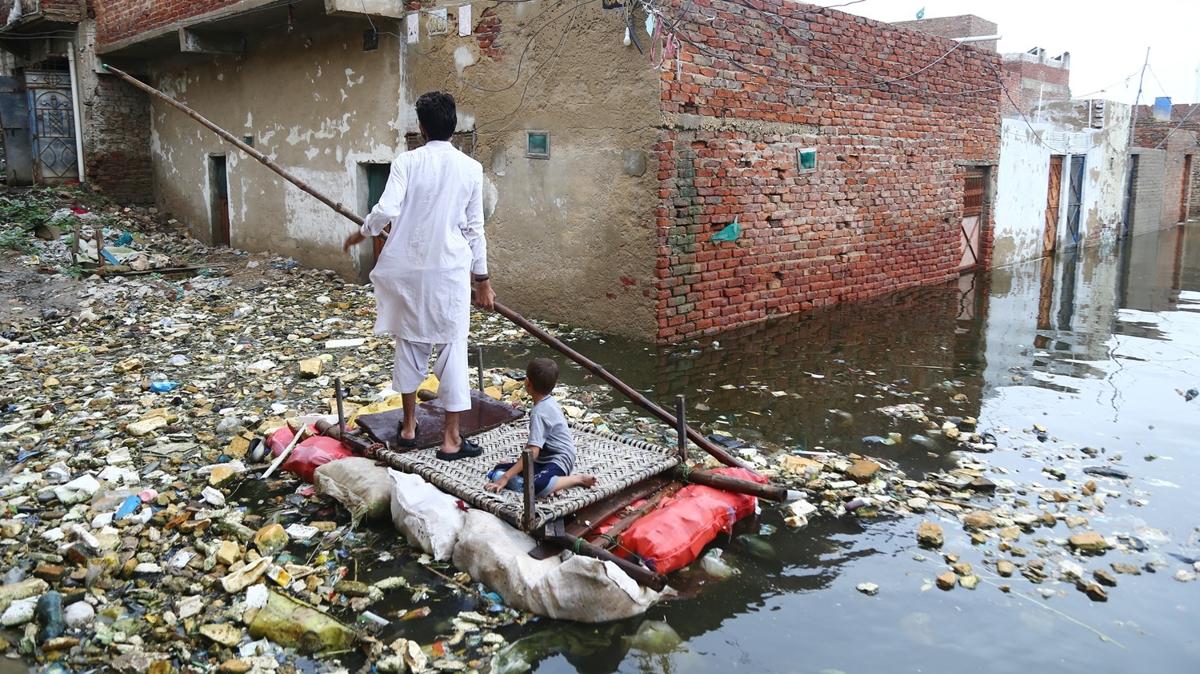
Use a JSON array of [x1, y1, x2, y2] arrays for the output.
[[376, 420, 681, 529]]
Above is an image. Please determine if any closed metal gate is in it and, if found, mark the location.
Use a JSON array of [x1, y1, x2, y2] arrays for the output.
[[25, 69, 77, 183], [1065, 155, 1085, 245]]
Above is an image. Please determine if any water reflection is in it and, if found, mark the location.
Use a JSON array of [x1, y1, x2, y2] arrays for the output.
[[487, 224, 1198, 674]]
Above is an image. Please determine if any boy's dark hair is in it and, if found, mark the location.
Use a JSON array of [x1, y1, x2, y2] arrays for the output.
[[415, 91, 457, 141], [526, 358, 559, 395]]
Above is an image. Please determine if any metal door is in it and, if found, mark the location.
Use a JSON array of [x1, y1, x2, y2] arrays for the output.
[[1044, 155, 1063, 255], [0, 76, 33, 185], [25, 69, 77, 184], [1180, 155, 1192, 222], [366, 163, 389, 265], [959, 169, 984, 271], [1065, 155, 1084, 244]]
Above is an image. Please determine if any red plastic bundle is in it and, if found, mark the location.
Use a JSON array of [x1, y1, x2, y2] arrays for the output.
[[614, 468, 764, 574], [266, 425, 353, 483]]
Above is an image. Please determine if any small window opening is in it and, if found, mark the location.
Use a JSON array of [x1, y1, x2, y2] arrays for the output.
[[526, 131, 550, 159], [797, 147, 817, 172]]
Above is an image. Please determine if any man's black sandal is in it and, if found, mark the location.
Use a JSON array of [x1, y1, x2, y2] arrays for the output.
[[396, 422, 420, 448], [436, 439, 484, 461]]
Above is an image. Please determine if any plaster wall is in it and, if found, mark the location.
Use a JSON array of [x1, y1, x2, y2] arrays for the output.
[[148, 15, 407, 279], [994, 118, 1050, 267], [994, 103, 1130, 267], [404, 1, 661, 340]]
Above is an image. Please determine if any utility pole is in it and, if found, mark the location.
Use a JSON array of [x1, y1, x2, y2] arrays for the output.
[[1122, 46, 1151, 237]]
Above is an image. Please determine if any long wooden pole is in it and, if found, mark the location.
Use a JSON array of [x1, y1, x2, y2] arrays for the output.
[[103, 63, 749, 471]]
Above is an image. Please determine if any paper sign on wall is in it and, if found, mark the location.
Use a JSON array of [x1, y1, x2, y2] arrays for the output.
[[407, 12, 419, 43], [427, 7, 450, 36], [458, 3, 472, 36]]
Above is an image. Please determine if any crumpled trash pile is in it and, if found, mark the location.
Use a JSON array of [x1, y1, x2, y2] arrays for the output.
[[0, 188, 578, 673]]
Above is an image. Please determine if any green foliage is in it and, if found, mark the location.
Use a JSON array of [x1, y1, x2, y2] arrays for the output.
[[0, 224, 34, 252], [0, 189, 60, 226]]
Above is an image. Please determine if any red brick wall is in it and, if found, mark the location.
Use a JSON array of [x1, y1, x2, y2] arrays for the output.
[[94, 0, 242, 46], [1133, 103, 1200, 148], [653, 0, 1001, 342], [0, 0, 83, 23], [84, 75, 152, 203]]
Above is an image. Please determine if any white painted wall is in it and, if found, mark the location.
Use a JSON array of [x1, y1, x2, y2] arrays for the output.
[[994, 118, 1051, 267], [993, 102, 1131, 268]]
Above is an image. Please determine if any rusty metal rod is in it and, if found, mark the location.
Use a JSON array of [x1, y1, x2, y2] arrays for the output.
[[104, 63, 749, 472]]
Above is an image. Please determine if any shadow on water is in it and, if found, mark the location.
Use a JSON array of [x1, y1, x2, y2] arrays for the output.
[[477, 224, 1200, 673]]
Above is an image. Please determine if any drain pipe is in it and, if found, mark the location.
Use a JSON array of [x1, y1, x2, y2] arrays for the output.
[[66, 39, 86, 183]]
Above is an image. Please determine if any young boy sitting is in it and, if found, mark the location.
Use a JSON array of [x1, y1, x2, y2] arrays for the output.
[[484, 358, 596, 497]]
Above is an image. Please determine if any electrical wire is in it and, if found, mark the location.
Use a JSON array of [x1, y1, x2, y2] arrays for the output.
[[460, 0, 599, 95], [474, 0, 591, 131], [991, 62, 1069, 154], [1146, 63, 1170, 99], [1073, 66, 1143, 100]]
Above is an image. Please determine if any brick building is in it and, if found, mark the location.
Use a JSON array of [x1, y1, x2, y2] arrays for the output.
[[891, 14, 998, 52], [652, 1, 1001, 341], [1128, 103, 1199, 228], [1000, 48, 1071, 119], [7, 0, 1003, 343], [0, 0, 152, 201]]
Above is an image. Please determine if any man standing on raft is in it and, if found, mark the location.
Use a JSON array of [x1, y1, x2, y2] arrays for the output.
[[343, 91, 494, 461]]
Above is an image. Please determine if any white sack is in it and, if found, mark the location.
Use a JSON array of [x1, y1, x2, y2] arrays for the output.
[[452, 509, 661, 623], [388, 469, 464, 560], [315, 458, 392, 522]]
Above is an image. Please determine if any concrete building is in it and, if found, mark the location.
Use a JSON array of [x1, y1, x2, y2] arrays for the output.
[[1127, 103, 1199, 231], [0, 0, 1003, 344], [993, 99, 1131, 267], [1000, 48, 1071, 120], [0, 0, 152, 201]]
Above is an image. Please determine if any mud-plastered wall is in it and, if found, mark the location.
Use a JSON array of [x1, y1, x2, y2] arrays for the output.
[[404, 0, 661, 341], [148, 15, 407, 278]]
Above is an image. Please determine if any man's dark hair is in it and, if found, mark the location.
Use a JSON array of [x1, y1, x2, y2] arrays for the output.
[[416, 91, 457, 141], [526, 358, 559, 396]]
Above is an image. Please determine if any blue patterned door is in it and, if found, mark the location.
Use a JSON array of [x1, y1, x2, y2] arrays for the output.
[[25, 69, 77, 183]]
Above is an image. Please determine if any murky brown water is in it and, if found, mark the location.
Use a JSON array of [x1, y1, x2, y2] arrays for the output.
[[472, 224, 1200, 673]]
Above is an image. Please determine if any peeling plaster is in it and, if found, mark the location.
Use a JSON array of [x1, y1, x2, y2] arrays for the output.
[[453, 46, 476, 75], [994, 103, 1131, 267]]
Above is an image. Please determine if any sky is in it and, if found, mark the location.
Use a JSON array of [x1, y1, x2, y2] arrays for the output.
[[824, 0, 1200, 105]]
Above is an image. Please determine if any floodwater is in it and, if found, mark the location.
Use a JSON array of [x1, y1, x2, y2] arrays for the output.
[[475, 223, 1200, 673]]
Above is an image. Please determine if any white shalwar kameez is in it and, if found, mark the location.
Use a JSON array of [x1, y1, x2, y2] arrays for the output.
[[360, 140, 487, 414]]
